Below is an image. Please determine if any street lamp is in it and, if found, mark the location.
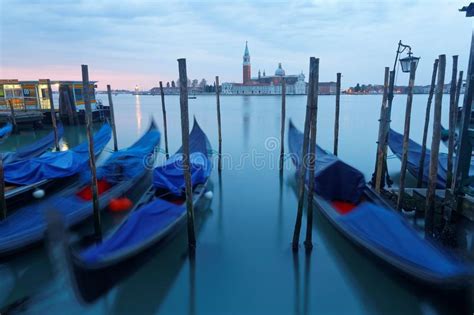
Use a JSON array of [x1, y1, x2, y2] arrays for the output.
[[394, 40, 420, 73]]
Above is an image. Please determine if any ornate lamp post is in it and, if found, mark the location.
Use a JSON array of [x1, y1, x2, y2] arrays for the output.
[[372, 40, 420, 190]]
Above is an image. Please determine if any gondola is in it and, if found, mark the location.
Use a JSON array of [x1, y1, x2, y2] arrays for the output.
[[2, 124, 64, 165], [289, 120, 473, 287], [0, 123, 12, 141], [0, 120, 160, 257], [3, 123, 108, 209], [65, 118, 212, 303], [388, 128, 474, 188]]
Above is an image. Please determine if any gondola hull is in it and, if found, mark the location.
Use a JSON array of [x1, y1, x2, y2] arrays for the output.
[[0, 121, 159, 257], [289, 120, 473, 288], [68, 182, 209, 303]]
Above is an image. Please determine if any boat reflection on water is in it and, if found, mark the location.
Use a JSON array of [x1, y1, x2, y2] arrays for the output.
[[288, 176, 474, 315], [106, 193, 213, 315]]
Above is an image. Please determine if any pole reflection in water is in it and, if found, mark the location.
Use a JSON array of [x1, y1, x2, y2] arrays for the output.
[[188, 252, 196, 315], [277, 172, 284, 247], [292, 252, 301, 315], [242, 96, 250, 150], [135, 95, 142, 135], [108, 208, 212, 315], [218, 173, 224, 237], [303, 251, 311, 315]]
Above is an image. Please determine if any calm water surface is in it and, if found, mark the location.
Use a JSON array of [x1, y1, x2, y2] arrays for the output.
[[0, 94, 473, 315]]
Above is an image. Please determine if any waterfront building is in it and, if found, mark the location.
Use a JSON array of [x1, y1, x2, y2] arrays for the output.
[[0, 79, 97, 111], [222, 42, 336, 95]]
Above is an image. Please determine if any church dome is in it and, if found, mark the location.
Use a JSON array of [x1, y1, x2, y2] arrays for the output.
[[275, 63, 285, 76]]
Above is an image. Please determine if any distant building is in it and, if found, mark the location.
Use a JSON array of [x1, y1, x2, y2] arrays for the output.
[[222, 42, 312, 95]]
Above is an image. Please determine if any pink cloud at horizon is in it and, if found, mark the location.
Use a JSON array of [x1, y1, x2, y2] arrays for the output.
[[0, 65, 165, 91]]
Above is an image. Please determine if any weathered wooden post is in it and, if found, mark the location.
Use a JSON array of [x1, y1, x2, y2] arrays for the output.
[[426, 55, 446, 236], [7, 100, 17, 134], [378, 70, 396, 188], [178, 58, 196, 249], [292, 57, 317, 251], [417, 59, 439, 188], [374, 67, 390, 193], [446, 55, 459, 188], [279, 78, 286, 171], [396, 62, 417, 210], [304, 58, 319, 251], [106, 85, 118, 151], [82, 65, 101, 240], [333, 73, 341, 156], [159, 81, 169, 159], [0, 156, 6, 220], [47, 79, 60, 151], [455, 71, 464, 111], [215, 76, 222, 172]]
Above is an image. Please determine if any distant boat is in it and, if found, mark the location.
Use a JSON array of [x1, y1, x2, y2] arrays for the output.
[[65, 119, 212, 303], [289, 120, 473, 287], [188, 96, 197, 99], [0, 121, 159, 257]]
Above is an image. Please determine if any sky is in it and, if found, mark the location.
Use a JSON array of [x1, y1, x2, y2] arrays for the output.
[[0, 0, 473, 90]]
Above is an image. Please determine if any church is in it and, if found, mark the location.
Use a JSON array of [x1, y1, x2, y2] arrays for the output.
[[221, 42, 307, 95]]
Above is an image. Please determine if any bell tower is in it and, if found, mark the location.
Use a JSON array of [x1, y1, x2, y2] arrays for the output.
[[243, 41, 251, 84]]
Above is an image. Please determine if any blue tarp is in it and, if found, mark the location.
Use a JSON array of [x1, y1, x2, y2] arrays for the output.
[[153, 119, 212, 195], [339, 202, 469, 277], [288, 120, 366, 204], [3, 124, 64, 165], [0, 122, 160, 254], [4, 124, 111, 185], [81, 122, 160, 184], [0, 123, 12, 139], [80, 198, 184, 263], [388, 129, 474, 188]]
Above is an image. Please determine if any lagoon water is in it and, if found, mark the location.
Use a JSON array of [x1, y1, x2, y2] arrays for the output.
[[1, 94, 473, 315]]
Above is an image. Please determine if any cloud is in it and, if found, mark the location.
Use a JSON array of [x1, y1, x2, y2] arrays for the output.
[[1, 0, 471, 89]]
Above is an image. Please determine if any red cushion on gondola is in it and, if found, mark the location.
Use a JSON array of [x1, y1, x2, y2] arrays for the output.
[[77, 179, 111, 200], [332, 200, 357, 215]]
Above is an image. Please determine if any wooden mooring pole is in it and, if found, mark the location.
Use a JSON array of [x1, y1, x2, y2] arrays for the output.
[[279, 78, 286, 171], [107, 85, 118, 151], [159, 81, 169, 159], [7, 100, 17, 134], [417, 59, 439, 188], [0, 156, 6, 220], [82, 65, 101, 240], [379, 70, 396, 188], [47, 79, 60, 151], [292, 57, 317, 251], [216, 76, 222, 172], [374, 67, 390, 193], [454, 70, 464, 126], [304, 58, 319, 251], [426, 55, 446, 236], [333, 73, 341, 156], [446, 55, 459, 188], [397, 62, 417, 210], [178, 58, 196, 250]]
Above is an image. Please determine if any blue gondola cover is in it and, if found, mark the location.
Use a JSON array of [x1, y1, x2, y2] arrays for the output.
[[2, 124, 65, 165], [339, 202, 469, 277], [4, 124, 110, 185], [153, 119, 212, 195], [288, 120, 366, 204], [80, 198, 184, 263], [0, 123, 12, 139], [0, 122, 160, 255]]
